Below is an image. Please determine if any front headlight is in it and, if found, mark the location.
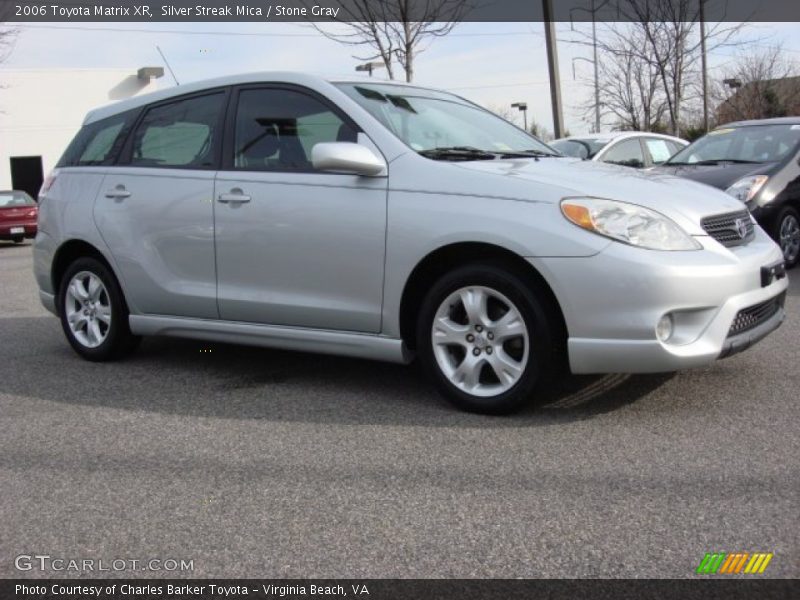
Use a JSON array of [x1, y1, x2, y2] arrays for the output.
[[725, 175, 768, 203], [560, 197, 701, 250]]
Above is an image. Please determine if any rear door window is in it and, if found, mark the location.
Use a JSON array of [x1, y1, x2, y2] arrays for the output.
[[601, 138, 646, 168], [129, 93, 225, 168]]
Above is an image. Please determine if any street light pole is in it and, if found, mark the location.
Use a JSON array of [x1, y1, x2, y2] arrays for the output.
[[543, 0, 564, 139], [511, 102, 528, 130], [355, 61, 385, 77]]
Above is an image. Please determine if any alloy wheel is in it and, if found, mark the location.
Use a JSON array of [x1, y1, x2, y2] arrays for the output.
[[64, 271, 112, 348], [431, 286, 529, 398], [780, 214, 800, 265]]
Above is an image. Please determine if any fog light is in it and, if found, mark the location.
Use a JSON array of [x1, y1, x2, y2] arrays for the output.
[[656, 314, 674, 342]]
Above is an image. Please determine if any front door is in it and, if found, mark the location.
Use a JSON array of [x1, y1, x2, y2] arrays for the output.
[[214, 86, 387, 333]]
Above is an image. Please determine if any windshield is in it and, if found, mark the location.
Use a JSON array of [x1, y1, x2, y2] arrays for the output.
[[0, 191, 35, 207], [336, 83, 557, 158], [667, 124, 800, 165], [550, 138, 610, 159]]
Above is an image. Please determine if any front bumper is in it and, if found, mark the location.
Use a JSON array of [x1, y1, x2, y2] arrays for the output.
[[532, 228, 789, 374]]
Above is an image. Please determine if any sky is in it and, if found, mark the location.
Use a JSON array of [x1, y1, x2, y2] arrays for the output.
[[2, 20, 799, 135]]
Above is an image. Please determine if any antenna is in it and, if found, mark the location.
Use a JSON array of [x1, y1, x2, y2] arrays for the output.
[[156, 45, 180, 86]]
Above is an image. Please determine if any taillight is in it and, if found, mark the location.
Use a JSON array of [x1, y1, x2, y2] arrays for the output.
[[28, 209, 38, 218]]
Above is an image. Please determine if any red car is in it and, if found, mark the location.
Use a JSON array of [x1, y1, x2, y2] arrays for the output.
[[0, 190, 38, 243]]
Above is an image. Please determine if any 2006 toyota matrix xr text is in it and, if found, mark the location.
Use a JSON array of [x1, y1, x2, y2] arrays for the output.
[[33, 72, 789, 413]]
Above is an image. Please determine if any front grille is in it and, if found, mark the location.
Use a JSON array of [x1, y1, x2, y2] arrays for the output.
[[701, 209, 755, 247], [728, 292, 785, 337]]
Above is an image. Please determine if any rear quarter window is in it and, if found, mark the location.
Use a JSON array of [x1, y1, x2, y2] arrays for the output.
[[57, 110, 137, 167]]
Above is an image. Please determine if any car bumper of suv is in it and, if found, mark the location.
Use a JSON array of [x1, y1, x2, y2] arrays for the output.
[[531, 229, 789, 374]]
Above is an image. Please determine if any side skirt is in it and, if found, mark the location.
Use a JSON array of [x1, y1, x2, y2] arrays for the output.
[[128, 315, 412, 364]]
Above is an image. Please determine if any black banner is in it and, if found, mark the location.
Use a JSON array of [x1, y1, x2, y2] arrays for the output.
[[1, 0, 800, 23], [3, 579, 800, 600]]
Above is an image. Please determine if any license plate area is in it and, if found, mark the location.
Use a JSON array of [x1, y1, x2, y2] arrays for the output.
[[10, 227, 24, 235], [761, 260, 786, 287]]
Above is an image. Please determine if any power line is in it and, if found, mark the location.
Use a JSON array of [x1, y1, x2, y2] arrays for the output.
[[447, 81, 549, 90]]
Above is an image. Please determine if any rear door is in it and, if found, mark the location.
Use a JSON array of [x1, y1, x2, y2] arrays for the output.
[[213, 85, 388, 332], [93, 90, 228, 319]]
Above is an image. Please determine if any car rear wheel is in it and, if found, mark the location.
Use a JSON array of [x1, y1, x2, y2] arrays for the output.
[[775, 207, 800, 268], [416, 263, 562, 414], [12, 236, 23, 244], [58, 257, 140, 361]]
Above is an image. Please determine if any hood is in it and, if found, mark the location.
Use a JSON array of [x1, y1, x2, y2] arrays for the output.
[[450, 157, 746, 235], [653, 161, 777, 190]]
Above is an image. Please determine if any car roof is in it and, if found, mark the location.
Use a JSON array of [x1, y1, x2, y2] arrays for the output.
[[83, 71, 456, 125], [717, 116, 800, 128], [555, 131, 687, 144]]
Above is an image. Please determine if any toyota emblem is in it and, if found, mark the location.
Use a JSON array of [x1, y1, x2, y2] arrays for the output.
[[735, 218, 748, 239]]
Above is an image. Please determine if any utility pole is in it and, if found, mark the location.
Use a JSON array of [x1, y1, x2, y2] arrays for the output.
[[570, 0, 604, 132], [700, 0, 709, 131], [543, 0, 564, 139], [591, 0, 600, 133]]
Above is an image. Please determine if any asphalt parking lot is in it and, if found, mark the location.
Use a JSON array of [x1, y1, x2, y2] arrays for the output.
[[1, 241, 797, 579]]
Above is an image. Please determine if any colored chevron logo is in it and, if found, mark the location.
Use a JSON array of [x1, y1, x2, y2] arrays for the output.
[[696, 552, 774, 574]]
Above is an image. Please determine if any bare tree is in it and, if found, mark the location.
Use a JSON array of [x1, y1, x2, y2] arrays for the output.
[[713, 45, 800, 123], [578, 22, 667, 131], [569, 0, 747, 135], [308, 0, 472, 82], [619, 0, 747, 136], [0, 2, 18, 65]]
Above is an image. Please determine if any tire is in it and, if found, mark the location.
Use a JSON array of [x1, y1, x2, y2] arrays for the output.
[[57, 257, 140, 361], [773, 206, 800, 268], [416, 262, 563, 414], [12, 236, 23, 244]]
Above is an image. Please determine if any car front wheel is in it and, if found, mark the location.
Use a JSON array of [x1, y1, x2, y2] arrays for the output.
[[417, 263, 562, 414], [58, 257, 140, 361]]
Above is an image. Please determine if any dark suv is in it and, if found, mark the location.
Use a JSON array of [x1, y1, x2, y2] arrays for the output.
[[655, 117, 800, 267]]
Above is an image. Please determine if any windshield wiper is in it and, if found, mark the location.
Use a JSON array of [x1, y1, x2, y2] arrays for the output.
[[495, 149, 560, 159], [418, 146, 497, 161], [667, 158, 763, 166], [418, 146, 560, 161]]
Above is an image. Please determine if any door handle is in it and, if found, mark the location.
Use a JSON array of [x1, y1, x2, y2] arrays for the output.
[[218, 188, 251, 204], [105, 185, 130, 199]]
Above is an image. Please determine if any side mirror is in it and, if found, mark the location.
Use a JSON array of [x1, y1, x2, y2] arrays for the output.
[[311, 142, 386, 176]]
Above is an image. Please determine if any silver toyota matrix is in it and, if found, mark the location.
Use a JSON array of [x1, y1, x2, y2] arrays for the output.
[[33, 73, 789, 413]]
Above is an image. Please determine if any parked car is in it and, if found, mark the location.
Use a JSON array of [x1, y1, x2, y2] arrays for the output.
[[653, 117, 800, 268], [0, 190, 38, 243], [551, 132, 688, 168], [33, 73, 788, 413]]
